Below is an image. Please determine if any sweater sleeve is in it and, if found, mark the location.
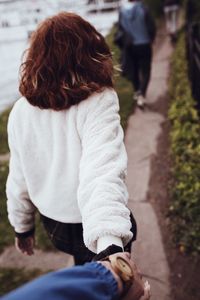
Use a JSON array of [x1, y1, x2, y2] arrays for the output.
[[77, 89, 133, 253], [6, 110, 36, 233]]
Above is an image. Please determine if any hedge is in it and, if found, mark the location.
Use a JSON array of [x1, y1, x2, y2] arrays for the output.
[[185, 0, 200, 23], [168, 32, 200, 255], [144, 0, 163, 17]]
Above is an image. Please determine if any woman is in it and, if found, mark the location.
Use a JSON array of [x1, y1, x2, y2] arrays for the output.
[[6, 12, 136, 265]]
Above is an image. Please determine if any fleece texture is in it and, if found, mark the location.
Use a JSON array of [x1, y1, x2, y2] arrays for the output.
[[6, 88, 133, 253]]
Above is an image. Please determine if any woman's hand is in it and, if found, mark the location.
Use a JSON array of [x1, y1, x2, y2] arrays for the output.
[[15, 234, 35, 256], [139, 281, 151, 300], [122, 253, 150, 300], [100, 252, 151, 300]]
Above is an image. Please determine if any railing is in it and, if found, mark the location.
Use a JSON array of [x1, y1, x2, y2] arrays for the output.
[[186, 23, 200, 109], [58, 0, 124, 12]]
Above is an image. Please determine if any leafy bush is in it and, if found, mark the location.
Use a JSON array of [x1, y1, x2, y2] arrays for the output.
[[168, 33, 200, 254]]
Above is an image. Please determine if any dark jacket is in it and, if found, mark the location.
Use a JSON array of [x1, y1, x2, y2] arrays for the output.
[[114, 2, 156, 78], [114, 2, 156, 48], [144, 5, 156, 43]]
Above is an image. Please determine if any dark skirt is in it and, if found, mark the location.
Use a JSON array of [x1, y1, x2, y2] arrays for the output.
[[40, 211, 137, 265]]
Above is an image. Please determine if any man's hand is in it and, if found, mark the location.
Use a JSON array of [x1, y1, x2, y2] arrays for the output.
[[15, 234, 35, 256]]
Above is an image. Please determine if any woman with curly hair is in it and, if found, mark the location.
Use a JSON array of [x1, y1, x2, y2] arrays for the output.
[[6, 12, 136, 264]]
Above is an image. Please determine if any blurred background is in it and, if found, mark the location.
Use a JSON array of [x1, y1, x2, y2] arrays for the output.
[[1, 0, 200, 112], [0, 0, 128, 113]]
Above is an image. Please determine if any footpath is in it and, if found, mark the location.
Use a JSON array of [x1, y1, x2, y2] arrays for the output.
[[0, 29, 173, 299], [126, 30, 173, 299]]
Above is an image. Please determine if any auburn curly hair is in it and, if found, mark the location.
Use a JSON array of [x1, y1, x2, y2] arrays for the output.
[[19, 12, 113, 110]]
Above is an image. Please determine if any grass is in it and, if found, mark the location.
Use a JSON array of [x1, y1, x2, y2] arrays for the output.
[[0, 109, 10, 155], [0, 162, 14, 252], [0, 268, 46, 296], [106, 25, 135, 130]]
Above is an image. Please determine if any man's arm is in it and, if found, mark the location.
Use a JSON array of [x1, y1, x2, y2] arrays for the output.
[[1, 253, 150, 300]]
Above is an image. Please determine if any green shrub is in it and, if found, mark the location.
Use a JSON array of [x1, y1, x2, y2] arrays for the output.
[[0, 109, 10, 155], [168, 33, 200, 254]]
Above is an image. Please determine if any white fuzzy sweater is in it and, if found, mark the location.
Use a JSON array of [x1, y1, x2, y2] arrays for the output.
[[6, 88, 133, 253]]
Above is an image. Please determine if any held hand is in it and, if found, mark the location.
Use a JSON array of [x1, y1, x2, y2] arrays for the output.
[[139, 281, 151, 300], [100, 252, 151, 300], [15, 235, 35, 256], [122, 253, 150, 300], [124, 278, 150, 300]]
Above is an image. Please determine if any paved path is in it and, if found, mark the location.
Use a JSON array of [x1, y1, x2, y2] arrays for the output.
[[0, 153, 10, 162], [0, 246, 74, 271], [125, 32, 173, 300]]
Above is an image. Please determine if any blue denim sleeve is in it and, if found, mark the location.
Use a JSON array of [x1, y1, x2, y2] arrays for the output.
[[0, 262, 119, 300]]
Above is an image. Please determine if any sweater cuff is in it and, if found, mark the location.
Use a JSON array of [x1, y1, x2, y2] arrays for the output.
[[97, 235, 123, 253], [92, 244, 123, 261], [15, 227, 35, 238]]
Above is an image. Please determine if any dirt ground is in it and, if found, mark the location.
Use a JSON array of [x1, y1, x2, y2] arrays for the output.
[[147, 94, 200, 300]]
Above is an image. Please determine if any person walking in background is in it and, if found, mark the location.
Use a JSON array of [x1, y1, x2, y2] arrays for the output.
[[163, 0, 180, 42], [6, 12, 136, 265], [115, 0, 156, 108], [0, 252, 151, 300]]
